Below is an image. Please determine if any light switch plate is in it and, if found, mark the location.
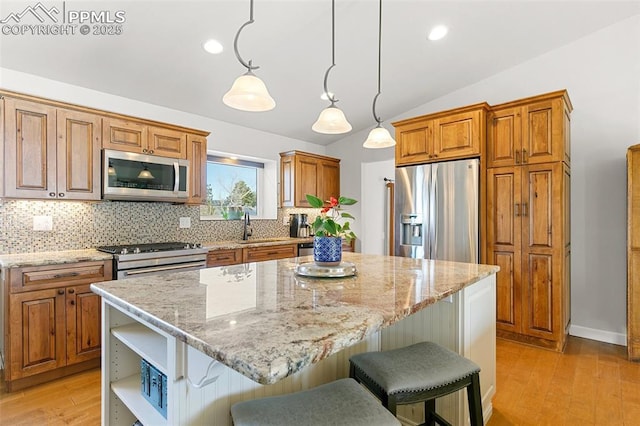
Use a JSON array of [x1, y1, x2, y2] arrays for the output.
[[33, 215, 53, 231], [179, 217, 191, 228]]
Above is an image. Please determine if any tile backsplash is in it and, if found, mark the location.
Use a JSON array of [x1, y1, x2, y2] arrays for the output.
[[0, 199, 318, 254]]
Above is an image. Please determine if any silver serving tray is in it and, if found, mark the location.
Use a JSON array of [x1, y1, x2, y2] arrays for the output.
[[295, 261, 357, 278]]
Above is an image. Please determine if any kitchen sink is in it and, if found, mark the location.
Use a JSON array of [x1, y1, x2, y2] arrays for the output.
[[236, 237, 293, 244]]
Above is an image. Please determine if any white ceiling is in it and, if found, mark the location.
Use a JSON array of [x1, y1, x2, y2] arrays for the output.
[[1, 1, 639, 146]]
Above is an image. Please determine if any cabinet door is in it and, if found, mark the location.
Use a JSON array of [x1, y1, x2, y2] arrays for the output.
[[433, 109, 481, 161], [56, 109, 102, 200], [7, 288, 66, 380], [487, 107, 522, 168], [319, 159, 340, 201], [520, 163, 563, 341], [395, 122, 432, 166], [280, 154, 294, 207], [66, 284, 102, 364], [207, 248, 243, 267], [102, 117, 147, 153], [521, 99, 562, 165], [187, 134, 207, 204], [295, 155, 319, 207], [4, 97, 57, 198], [243, 244, 298, 263], [148, 126, 187, 158], [487, 167, 522, 333]]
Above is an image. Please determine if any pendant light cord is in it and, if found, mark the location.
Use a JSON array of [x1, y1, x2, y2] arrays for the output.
[[322, 0, 338, 105], [372, 0, 383, 125], [233, 0, 259, 71]]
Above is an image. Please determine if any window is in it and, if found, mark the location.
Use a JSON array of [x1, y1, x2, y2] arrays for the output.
[[200, 153, 277, 220]]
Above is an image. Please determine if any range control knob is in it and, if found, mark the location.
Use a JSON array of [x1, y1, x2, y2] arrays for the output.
[[134, 247, 141, 254], [120, 248, 128, 255]]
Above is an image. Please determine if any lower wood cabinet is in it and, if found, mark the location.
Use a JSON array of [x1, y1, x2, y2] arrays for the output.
[[3, 260, 112, 391], [207, 248, 243, 267], [242, 244, 298, 263]]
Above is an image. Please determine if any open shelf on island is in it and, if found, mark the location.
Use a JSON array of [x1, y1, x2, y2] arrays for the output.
[[111, 323, 168, 374], [111, 374, 167, 426]]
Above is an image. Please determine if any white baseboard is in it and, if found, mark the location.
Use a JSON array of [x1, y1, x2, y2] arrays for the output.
[[569, 324, 627, 346]]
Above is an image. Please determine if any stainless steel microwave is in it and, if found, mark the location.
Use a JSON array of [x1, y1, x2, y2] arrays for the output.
[[102, 149, 189, 202]]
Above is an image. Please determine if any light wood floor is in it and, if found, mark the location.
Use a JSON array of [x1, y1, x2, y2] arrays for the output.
[[1, 336, 639, 425]]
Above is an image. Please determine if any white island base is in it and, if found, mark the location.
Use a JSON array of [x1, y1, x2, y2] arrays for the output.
[[101, 274, 495, 426]]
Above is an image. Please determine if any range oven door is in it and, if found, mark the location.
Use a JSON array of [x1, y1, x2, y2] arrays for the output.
[[103, 149, 189, 202]]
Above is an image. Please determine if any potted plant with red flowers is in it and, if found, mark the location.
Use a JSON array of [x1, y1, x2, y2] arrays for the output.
[[305, 194, 357, 266]]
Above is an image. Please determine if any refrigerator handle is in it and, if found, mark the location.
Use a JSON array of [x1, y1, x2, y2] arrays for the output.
[[430, 165, 438, 259]]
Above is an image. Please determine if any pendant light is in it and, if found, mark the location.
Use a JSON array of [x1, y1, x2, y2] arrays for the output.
[[312, 0, 352, 134], [223, 0, 275, 112], [363, 0, 395, 149], [107, 161, 117, 176], [137, 165, 154, 180]]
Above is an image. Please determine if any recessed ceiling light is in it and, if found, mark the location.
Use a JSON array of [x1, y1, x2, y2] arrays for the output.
[[203, 39, 223, 54], [320, 91, 334, 101], [428, 25, 448, 41]]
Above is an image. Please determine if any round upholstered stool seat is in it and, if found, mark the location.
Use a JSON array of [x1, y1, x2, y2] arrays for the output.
[[230, 378, 401, 426], [349, 341, 483, 426]]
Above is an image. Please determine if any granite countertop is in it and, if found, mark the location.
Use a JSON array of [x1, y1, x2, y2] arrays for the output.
[[203, 237, 313, 250], [91, 252, 499, 385], [0, 249, 113, 268]]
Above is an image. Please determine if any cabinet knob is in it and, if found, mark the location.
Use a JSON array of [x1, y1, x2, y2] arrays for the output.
[[70, 300, 75, 305], [49, 192, 56, 197], [149, 149, 154, 154], [58, 193, 65, 198], [68, 288, 75, 294], [142, 148, 148, 153], [58, 289, 64, 295]]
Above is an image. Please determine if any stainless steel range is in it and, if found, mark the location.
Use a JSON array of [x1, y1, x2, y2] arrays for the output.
[[97, 242, 208, 279]]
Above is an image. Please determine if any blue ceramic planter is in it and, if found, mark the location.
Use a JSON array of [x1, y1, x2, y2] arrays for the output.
[[313, 236, 342, 266]]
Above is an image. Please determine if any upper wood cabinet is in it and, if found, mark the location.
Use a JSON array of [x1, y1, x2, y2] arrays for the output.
[[102, 118, 187, 159], [186, 134, 208, 205], [487, 91, 572, 168], [3, 97, 101, 200], [280, 151, 340, 207], [393, 103, 489, 167]]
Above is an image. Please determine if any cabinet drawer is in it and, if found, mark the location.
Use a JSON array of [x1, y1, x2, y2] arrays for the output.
[[243, 244, 298, 263], [207, 249, 243, 267], [9, 261, 112, 293]]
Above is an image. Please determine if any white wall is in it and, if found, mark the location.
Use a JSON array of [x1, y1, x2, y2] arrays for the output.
[[0, 68, 322, 162], [329, 15, 640, 344]]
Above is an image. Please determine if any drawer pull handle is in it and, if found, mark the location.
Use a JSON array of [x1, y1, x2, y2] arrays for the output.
[[58, 289, 64, 295], [53, 272, 79, 279], [68, 288, 75, 294]]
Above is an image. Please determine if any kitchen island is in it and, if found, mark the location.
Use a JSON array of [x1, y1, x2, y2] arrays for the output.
[[91, 253, 498, 426]]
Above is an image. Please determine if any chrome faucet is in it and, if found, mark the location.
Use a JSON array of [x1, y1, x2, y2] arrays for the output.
[[242, 212, 253, 240]]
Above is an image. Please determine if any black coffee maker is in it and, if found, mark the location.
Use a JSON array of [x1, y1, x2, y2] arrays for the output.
[[289, 213, 310, 237]]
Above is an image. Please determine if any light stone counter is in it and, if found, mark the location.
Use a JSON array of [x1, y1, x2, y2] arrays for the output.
[[203, 236, 312, 250], [91, 252, 498, 385], [0, 249, 113, 268]]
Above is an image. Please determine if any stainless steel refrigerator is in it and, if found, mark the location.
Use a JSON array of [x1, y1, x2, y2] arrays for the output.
[[394, 158, 479, 263]]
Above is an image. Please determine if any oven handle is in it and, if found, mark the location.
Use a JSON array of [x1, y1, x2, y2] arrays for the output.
[[174, 162, 180, 192], [122, 261, 205, 277]]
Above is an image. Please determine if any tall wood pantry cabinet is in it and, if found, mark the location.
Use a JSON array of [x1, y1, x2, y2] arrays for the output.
[[486, 90, 572, 351], [627, 144, 640, 360]]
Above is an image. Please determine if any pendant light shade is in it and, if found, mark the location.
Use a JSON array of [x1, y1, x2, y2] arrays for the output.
[[313, 0, 351, 134], [312, 105, 352, 134], [107, 162, 117, 176], [224, 0, 275, 112], [363, 0, 395, 149], [223, 71, 275, 112], [363, 124, 395, 149], [137, 166, 154, 180]]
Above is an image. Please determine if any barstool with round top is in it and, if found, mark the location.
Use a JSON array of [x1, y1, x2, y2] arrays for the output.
[[349, 341, 483, 426], [230, 378, 401, 426]]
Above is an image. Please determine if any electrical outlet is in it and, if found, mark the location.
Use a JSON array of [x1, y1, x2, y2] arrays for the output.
[[179, 217, 191, 228], [283, 217, 290, 226], [33, 215, 53, 231]]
